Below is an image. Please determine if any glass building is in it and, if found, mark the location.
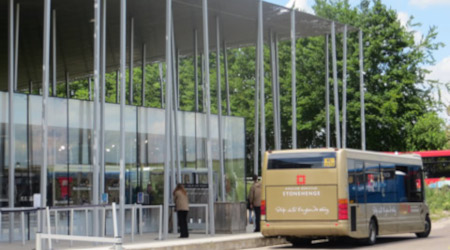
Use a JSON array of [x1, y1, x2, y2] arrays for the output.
[[1, 0, 359, 243]]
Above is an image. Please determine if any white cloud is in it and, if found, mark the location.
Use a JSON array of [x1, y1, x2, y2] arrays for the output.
[[396, 11, 422, 45], [285, 0, 314, 14], [397, 11, 409, 27], [410, 0, 450, 8]]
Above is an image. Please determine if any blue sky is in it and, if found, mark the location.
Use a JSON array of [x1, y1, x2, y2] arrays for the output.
[[266, 0, 450, 123]]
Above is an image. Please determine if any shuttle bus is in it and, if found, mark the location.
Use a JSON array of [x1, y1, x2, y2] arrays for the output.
[[261, 148, 431, 245]]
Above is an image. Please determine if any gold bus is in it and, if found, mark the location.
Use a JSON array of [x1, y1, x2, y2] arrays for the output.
[[261, 148, 431, 245]]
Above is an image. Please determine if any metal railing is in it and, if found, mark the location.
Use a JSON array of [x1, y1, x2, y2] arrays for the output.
[[0, 207, 40, 244], [36, 203, 122, 250], [1, 203, 208, 244]]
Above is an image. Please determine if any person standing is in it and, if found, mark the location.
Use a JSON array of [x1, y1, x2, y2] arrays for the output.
[[173, 184, 189, 238], [248, 174, 261, 232]]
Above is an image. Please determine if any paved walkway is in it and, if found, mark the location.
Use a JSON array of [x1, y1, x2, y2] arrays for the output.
[[1, 224, 287, 250]]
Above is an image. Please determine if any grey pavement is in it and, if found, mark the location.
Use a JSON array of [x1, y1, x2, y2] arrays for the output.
[[1, 222, 288, 250]]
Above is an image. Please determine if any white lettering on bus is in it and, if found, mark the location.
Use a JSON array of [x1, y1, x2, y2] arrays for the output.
[[282, 191, 321, 197], [275, 206, 330, 215]]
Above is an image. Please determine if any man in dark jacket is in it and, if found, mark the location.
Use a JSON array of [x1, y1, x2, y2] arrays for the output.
[[248, 175, 261, 232]]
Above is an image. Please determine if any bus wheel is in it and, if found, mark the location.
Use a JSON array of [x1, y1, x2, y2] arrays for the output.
[[416, 215, 431, 238], [363, 219, 377, 245]]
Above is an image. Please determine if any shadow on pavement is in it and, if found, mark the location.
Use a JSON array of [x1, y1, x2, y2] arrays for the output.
[[268, 236, 422, 249]]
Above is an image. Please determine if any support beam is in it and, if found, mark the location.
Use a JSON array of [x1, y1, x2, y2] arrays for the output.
[[163, 0, 173, 240], [359, 29, 366, 150], [100, 0, 107, 198], [270, 31, 279, 150], [258, 0, 265, 170], [290, 8, 296, 149], [8, 0, 16, 242], [194, 29, 199, 113], [325, 35, 330, 148], [116, 70, 119, 103], [92, 0, 101, 237], [129, 17, 134, 105], [14, 3, 20, 92], [216, 16, 226, 202], [159, 63, 164, 108], [342, 25, 347, 148], [40, 0, 51, 234], [119, 0, 127, 238], [141, 43, 146, 106], [170, 21, 181, 187], [223, 41, 231, 116], [275, 34, 281, 149], [52, 9, 56, 96], [331, 22, 341, 148], [203, 0, 215, 235], [194, 29, 198, 170], [66, 72, 70, 98], [253, 31, 260, 176]]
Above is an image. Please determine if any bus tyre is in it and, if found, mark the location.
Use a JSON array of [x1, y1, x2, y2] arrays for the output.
[[416, 215, 431, 238], [363, 219, 377, 245]]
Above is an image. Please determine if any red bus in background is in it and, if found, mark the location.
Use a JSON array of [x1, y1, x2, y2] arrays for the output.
[[394, 150, 450, 187]]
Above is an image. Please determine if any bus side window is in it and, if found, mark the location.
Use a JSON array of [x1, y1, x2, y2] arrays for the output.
[[395, 165, 423, 202], [348, 160, 365, 203]]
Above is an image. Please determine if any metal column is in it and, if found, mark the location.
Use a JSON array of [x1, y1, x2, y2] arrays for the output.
[[92, 0, 101, 237], [8, 0, 16, 242], [274, 34, 281, 149], [116, 70, 119, 103], [142, 43, 146, 106], [129, 17, 134, 105], [163, 0, 173, 240], [253, 32, 260, 176], [194, 29, 199, 170], [270, 31, 280, 150], [159, 63, 164, 108], [215, 16, 226, 202], [170, 22, 181, 185], [223, 41, 231, 116], [119, 0, 127, 238], [359, 29, 366, 150], [290, 8, 297, 149], [342, 25, 347, 148], [40, 0, 51, 234], [14, 3, 19, 92], [258, 0, 265, 170], [194, 29, 199, 113], [325, 35, 330, 148], [100, 0, 107, 198], [203, 0, 215, 235], [331, 22, 341, 148], [52, 9, 56, 96]]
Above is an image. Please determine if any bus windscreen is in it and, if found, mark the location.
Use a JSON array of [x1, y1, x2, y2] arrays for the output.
[[268, 152, 336, 169]]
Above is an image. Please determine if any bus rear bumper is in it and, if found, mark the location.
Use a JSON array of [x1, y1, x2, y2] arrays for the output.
[[261, 221, 349, 238]]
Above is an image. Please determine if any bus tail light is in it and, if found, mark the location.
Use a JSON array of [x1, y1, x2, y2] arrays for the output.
[[261, 200, 266, 215], [338, 199, 348, 220]]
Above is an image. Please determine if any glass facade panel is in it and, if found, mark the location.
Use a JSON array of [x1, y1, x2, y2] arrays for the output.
[[0, 90, 245, 240], [68, 99, 93, 205], [0, 91, 8, 207]]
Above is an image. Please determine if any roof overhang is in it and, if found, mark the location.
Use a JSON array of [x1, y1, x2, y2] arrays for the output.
[[0, 0, 356, 90]]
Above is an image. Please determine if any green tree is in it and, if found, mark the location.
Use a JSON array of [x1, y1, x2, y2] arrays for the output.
[[406, 112, 447, 151]]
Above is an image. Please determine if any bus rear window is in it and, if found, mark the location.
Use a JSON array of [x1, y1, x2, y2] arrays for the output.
[[268, 152, 336, 169]]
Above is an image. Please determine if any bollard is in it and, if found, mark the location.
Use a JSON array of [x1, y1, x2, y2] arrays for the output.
[[46, 207, 52, 249], [21, 211, 25, 245], [70, 209, 74, 246], [131, 205, 135, 242]]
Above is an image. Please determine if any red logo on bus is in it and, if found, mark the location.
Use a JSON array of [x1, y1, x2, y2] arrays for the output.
[[297, 175, 306, 185]]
